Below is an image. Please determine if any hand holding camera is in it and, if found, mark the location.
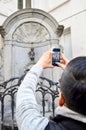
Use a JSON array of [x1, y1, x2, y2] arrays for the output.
[[37, 48, 68, 69]]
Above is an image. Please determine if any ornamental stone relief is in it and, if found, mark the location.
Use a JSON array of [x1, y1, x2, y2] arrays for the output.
[[2, 8, 64, 80]]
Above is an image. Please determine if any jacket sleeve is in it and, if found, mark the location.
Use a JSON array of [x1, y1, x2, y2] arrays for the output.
[[16, 65, 49, 130]]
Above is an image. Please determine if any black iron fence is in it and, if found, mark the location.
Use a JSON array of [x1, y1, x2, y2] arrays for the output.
[[0, 72, 60, 130]]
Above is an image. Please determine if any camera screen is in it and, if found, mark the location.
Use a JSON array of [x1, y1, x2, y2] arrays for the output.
[[52, 48, 60, 66]]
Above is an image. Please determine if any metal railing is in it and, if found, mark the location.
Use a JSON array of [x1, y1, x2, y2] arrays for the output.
[[0, 72, 60, 130]]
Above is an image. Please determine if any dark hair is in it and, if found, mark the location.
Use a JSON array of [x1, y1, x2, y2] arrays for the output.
[[60, 56, 86, 115]]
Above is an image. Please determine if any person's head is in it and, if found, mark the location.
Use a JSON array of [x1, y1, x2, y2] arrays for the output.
[[59, 56, 86, 115]]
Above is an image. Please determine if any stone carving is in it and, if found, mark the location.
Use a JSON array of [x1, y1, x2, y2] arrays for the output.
[[28, 47, 35, 61]]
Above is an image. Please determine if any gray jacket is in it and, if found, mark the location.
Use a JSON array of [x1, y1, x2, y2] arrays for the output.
[[16, 65, 49, 130]]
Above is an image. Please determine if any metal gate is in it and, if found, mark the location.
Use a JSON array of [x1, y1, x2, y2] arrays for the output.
[[0, 71, 59, 130]]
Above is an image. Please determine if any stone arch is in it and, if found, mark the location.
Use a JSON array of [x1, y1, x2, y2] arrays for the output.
[[2, 8, 64, 80], [3, 8, 59, 38]]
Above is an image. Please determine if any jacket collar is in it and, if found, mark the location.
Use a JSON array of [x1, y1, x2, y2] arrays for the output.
[[55, 106, 86, 123]]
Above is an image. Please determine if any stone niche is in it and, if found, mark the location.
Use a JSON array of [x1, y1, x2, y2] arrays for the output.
[[1, 8, 64, 81], [0, 8, 64, 130]]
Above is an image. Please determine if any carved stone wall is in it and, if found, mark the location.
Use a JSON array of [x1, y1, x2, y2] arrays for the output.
[[1, 8, 64, 81], [0, 48, 4, 82]]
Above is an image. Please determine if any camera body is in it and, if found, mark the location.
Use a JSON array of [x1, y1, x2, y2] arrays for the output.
[[52, 48, 60, 66]]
